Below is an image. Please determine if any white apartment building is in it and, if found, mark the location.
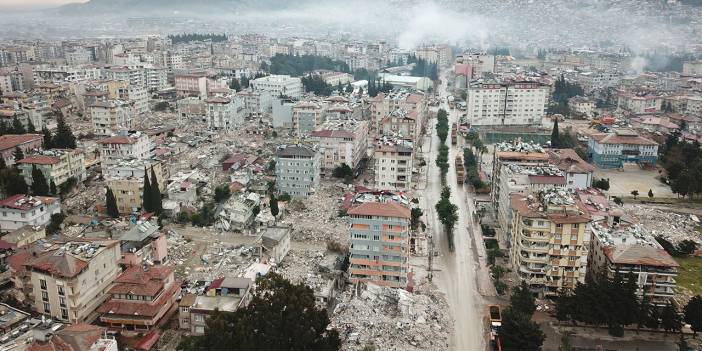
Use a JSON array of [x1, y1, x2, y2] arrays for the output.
[[26, 239, 121, 323], [104, 67, 145, 89], [466, 80, 549, 126], [89, 100, 134, 136], [373, 143, 413, 191], [0, 195, 61, 231], [205, 96, 246, 130], [97, 131, 154, 166], [145, 67, 169, 91], [251, 75, 303, 99], [65, 49, 92, 66], [118, 86, 148, 115], [0, 74, 13, 94], [310, 120, 369, 177]]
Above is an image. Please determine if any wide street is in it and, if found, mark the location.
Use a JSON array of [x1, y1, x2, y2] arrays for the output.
[[421, 74, 492, 350]]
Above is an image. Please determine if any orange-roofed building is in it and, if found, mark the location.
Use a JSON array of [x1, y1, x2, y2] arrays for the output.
[[348, 201, 411, 289], [0, 134, 43, 166], [98, 265, 180, 332], [17, 149, 86, 188]]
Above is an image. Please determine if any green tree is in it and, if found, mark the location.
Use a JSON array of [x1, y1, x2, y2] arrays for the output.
[[0, 168, 28, 196], [49, 180, 57, 196], [54, 114, 77, 149], [30, 165, 50, 196], [648, 189, 654, 198], [270, 194, 279, 217], [214, 184, 231, 203], [500, 308, 545, 351], [410, 207, 423, 230], [345, 83, 353, 94], [551, 118, 560, 148], [13, 147, 24, 163], [105, 187, 119, 218], [46, 212, 66, 235], [661, 302, 682, 335], [593, 178, 610, 191], [142, 171, 152, 213], [332, 163, 353, 182], [178, 273, 340, 351], [229, 78, 241, 92], [435, 186, 458, 251], [11, 116, 26, 134], [631, 190, 639, 199], [0, 157, 5, 170], [26, 119, 36, 133], [510, 281, 536, 316], [150, 167, 162, 214], [684, 295, 702, 336], [42, 127, 54, 149]]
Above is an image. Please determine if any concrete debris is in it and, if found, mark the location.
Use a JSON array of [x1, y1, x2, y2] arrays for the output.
[[330, 283, 451, 351], [625, 205, 702, 245], [280, 183, 349, 244]]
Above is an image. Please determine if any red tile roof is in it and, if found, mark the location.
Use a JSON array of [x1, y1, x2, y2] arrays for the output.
[[604, 245, 679, 267], [348, 202, 410, 219], [29, 253, 89, 278], [17, 155, 60, 165], [29, 324, 104, 351], [98, 136, 137, 145], [98, 281, 180, 318], [0, 194, 57, 211], [0, 134, 43, 151], [107, 265, 173, 297]]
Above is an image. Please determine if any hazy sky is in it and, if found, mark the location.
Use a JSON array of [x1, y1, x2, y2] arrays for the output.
[[1, 0, 83, 8]]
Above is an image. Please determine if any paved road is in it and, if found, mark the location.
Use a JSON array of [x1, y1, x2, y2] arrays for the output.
[[421, 76, 488, 351]]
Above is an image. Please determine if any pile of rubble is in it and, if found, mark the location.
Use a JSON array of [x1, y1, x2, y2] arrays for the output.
[[278, 248, 327, 284], [625, 205, 702, 244], [280, 183, 349, 244], [330, 283, 451, 351]]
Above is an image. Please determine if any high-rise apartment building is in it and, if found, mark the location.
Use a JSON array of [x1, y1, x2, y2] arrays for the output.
[[348, 202, 411, 288], [466, 80, 549, 126]]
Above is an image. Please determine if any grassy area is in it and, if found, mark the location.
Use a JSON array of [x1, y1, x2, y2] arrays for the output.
[[675, 256, 702, 296]]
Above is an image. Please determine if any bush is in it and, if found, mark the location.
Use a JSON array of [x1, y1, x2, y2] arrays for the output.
[[278, 194, 291, 202], [494, 280, 508, 295]]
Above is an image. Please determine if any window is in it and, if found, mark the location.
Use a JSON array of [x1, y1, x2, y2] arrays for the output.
[[40, 279, 47, 290], [42, 291, 48, 302], [57, 285, 64, 296], [194, 314, 205, 322], [59, 297, 66, 308], [43, 302, 50, 313]]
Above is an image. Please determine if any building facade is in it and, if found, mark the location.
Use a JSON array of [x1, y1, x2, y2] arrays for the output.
[[251, 75, 303, 99], [27, 239, 121, 323], [348, 202, 411, 289], [510, 189, 590, 298], [310, 120, 369, 177], [89, 100, 134, 136], [275, 145, 320, 199], [0, 195, 60, 231], [373, 143, 413, 191], [17, 149, 86, 188], [587, 129, 658, 169], [466, 81, 549, 126], [98, 132, 154, 167]]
